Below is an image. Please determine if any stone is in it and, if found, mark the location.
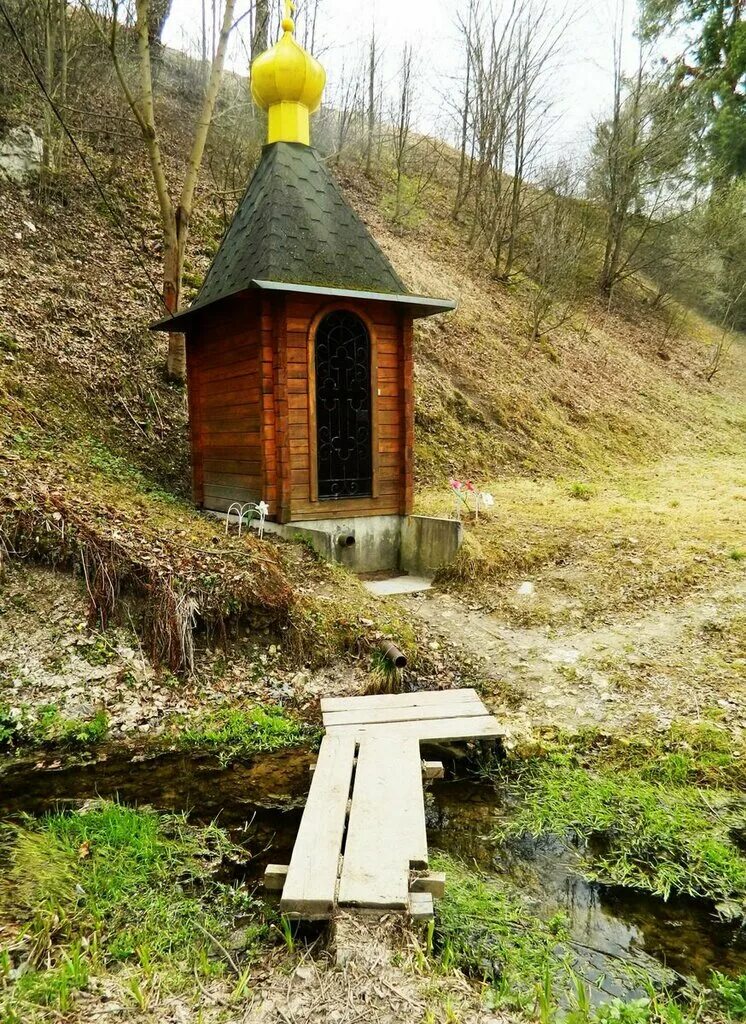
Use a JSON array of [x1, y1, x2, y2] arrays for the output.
[[517, 581, 535, 596], [291, 965, 314, 986], [0, 126, 43, 183]]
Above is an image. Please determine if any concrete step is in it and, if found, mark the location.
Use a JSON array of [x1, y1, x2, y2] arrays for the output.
[[363, 575, 433, 596]]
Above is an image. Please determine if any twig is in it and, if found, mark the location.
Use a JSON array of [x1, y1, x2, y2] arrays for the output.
[[193, 965, 231, 1007], [193, 920, 241, 976], [117, 394, 148, 437]]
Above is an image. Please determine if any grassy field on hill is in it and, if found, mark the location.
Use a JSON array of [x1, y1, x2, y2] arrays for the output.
[[0, 60, 744, 719]]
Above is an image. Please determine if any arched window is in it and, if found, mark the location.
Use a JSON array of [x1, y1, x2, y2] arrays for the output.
[[315, 310, 373, 500]]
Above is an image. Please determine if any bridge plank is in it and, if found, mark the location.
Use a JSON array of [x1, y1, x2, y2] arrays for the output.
[[321, 688, 480, 715], [323, 700, 486, 728], [279, 732, 356, 919], [338, 734, 427, 909], [326, 715, 504, 742]]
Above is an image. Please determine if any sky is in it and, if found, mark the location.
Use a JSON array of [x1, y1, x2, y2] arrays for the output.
[[163, 0, 642, 164]]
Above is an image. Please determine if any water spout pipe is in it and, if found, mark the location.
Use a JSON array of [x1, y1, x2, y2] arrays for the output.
[[379, 640, 407, 670]]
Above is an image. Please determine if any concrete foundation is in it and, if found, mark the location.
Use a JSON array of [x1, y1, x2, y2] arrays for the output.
[[400, 515, 464, 577], [216, 510, 463, 576]]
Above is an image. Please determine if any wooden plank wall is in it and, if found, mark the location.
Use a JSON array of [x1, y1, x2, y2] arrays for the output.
[[186, 293, 415, 522], [186, 298, 263, 513], [283, 296, 412, 523]]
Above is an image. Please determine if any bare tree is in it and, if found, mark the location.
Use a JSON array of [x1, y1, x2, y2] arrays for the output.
[[391, 44, 413, 224], [45, 0, 67, 175], [591, 30, 695, 300], [452, 0, 476, 219], [331, 54, 364, 162], [521, 162, 590, 354], [364, 28, 378, 176], [84, 0, 242, 380]]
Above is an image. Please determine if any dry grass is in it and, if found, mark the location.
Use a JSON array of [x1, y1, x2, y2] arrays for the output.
[[339, 169, 746, 489], [421, 452, 746, 624], [0, 458, 419, 678]]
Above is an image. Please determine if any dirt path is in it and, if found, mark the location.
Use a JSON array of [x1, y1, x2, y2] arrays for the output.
[[400, 580, 746, 738]]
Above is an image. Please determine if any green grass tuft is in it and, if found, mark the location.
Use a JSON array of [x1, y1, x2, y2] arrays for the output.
[[0, 803, 269, 1019], [430, 853, 568, 1003], [0, 702, 109, 752], [496, 737, 746, 904], [177, 704, 319, 764], [711, 971, 746, 1018], [568, 481, 595, 501]]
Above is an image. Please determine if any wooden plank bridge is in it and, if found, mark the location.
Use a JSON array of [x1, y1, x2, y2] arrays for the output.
[[264, 688, 503, 920]]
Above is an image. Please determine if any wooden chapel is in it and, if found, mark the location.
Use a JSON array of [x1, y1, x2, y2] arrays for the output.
[[153, 5, 455, 533]]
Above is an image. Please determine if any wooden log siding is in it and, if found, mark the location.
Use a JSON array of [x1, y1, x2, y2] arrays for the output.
[[186, 298, 263, 513], [185, 292, 415, 522]]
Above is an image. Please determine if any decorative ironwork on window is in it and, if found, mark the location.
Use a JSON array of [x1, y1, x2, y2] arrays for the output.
[[315, 310, 373, 500]]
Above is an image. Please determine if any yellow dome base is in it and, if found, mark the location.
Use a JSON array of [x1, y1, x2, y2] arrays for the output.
[[268, 100, 311, 146]]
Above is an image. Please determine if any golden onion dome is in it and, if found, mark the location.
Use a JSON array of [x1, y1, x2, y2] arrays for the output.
[[250, 2, 326, 146]]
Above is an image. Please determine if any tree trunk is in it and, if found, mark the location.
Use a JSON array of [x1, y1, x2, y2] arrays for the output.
[[365, 31, 376, 177], [164, 222, 185, 380], [251, 0, 269, 60], [453, 2, 473, 219], [42, 2, 57, 180]]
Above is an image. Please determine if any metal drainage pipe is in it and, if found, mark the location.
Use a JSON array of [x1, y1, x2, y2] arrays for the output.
[[379, 640, 407, 670], [337, 534, 356, 547]]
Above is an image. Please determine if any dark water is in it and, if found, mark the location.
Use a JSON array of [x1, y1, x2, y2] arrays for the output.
[[2, 747, 744, 989], [427, 778, 746, 987]]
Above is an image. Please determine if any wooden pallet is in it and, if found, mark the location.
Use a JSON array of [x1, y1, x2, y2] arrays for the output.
[[274, 688, 502, 920]]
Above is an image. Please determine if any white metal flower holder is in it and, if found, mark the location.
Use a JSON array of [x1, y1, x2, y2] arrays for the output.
[[225, 501, 269, 539]]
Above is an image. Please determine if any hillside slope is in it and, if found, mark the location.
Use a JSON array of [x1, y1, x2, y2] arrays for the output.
[[0, 62, 744, 731]]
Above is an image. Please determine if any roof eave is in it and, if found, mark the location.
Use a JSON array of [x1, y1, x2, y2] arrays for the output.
[[250, 280, 457, 318], [149, 280, 457, 331]]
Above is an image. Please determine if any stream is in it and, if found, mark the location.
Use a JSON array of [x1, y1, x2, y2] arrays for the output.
[[1, 744, 744, 997]]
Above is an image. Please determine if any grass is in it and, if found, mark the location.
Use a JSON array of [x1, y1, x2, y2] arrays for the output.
[[176, 704, 320, 764], [425, 452, 746, 624], [429, 854, 706, 1020], [0, 702, 109, 753], [432, 852, 746, 1023], [494, 725, 746, 906], [711, 972, 746, 1018], [519, 720, 746, 790], [430, 852, 569, 1006], [0, 803, 270, 1020]]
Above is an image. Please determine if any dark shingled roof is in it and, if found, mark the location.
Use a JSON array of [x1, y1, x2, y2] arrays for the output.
[[188, 141, 407, 316]]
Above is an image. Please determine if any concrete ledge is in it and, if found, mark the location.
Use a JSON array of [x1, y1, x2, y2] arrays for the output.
[[400, 515, 463, 576], [210, 510, 463, 576]]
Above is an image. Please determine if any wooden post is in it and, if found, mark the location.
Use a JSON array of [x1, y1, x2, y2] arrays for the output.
[[401, 312, 414, 515]]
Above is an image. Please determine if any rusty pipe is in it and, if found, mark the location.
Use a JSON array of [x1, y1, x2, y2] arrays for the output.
[[379, 640, 407, 670]]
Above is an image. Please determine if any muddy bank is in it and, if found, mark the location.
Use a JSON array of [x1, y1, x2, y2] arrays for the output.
[[0, 741, 315, 820]]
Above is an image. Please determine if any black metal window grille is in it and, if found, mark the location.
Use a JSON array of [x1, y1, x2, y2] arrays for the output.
[[315, 310, 373, 500]]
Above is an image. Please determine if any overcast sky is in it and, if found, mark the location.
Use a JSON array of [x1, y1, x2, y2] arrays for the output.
[[163, 0, 642, 163]]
